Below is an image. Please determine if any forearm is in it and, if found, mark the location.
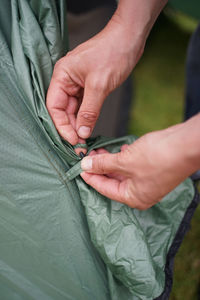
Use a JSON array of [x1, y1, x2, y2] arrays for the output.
[[103, 0, 168, 68], [176, 114, 200, 174], [114, 0, 168, 43]]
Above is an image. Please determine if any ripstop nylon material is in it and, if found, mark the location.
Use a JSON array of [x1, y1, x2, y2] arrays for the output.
[[0, 1, 197, 300]]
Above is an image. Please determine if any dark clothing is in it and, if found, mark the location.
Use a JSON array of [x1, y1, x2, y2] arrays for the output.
[[184, 23, 200, 120], [67, 0, 115, 14]]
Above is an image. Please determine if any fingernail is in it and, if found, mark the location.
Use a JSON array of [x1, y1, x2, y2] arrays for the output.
[[81, 157, 92, 171], [78, 126, 91, 138]]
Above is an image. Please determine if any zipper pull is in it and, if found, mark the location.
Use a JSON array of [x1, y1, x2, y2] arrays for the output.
[[79, 151, 86, 159]]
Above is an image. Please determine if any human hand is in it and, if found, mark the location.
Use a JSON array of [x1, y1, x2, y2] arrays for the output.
[[46, 0, 167, 154], [46, 16, 144, 153], [81, 117, 200, 209], [46, 0, 168, 153]]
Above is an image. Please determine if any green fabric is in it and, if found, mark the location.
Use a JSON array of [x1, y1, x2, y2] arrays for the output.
[[0, 1, 196, 299]]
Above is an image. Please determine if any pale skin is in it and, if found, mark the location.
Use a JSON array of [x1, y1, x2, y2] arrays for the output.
[[46, 0, 200, 209]]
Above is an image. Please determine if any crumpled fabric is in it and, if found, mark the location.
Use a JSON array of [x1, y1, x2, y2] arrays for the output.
[[0, 1, 198, 299]]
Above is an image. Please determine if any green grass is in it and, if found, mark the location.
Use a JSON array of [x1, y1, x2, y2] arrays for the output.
[[170, 193, 200, 300], [128, 14, 200, 300], [129, 14, 191, 136]]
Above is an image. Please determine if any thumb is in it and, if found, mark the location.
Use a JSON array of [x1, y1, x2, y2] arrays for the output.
[[81, 152, 126, 175], [76, 76, 106, 139]]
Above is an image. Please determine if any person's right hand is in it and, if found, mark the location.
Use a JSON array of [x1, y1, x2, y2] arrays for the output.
[[46, 16, 144, 153], [81, 115, 200, 209]]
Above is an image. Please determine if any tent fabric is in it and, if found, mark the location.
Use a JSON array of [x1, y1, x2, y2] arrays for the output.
[[0, 1, 199, 299]]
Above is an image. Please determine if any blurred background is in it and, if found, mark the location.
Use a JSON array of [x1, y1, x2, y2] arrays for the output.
[[129, 3, 198, 135], [67, 1, 200, 298], [130, 7, 200, 300]]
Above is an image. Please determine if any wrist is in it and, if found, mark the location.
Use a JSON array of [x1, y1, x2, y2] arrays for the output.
[[115, 0, 168, 41], [181, 114, 200, 171], [106, 0, 167, 68], [169, 114, 200, 177]]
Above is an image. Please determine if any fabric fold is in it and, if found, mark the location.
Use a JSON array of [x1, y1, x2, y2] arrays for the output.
[[0, 1, 199, 299]]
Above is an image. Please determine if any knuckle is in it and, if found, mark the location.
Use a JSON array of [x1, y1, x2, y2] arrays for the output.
[[54, 57, 65, 70], [79, 111, 98, 123], [66, 50, 73, 57], [115, 152, 124, 171], [54, 56, 72, 78], [124, 188, 133, 207], [53, 60, 67, 82], [123, 183, 146, 209], [66, 51, 80, 66], [88, 75, 108, 94], [115, 152, 122, 165], [94, 155, 106, 173]]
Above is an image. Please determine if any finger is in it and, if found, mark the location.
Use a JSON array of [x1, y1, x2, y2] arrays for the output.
[[76, 76, 106, 139], [67, 96, 78, 128], [87, 149, 125, 180], [47, 77, 79, 145], [92, 149, 125, 180], [121, 144, 129, 152], [48, 107, 78, 144], [64, 97, 87, 154], [80, 172, 128, 204], [106, 172, 126, 181], [89, 150, 97, 156], [96, 148, 109, 154], [81, 152, 128, 176]]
